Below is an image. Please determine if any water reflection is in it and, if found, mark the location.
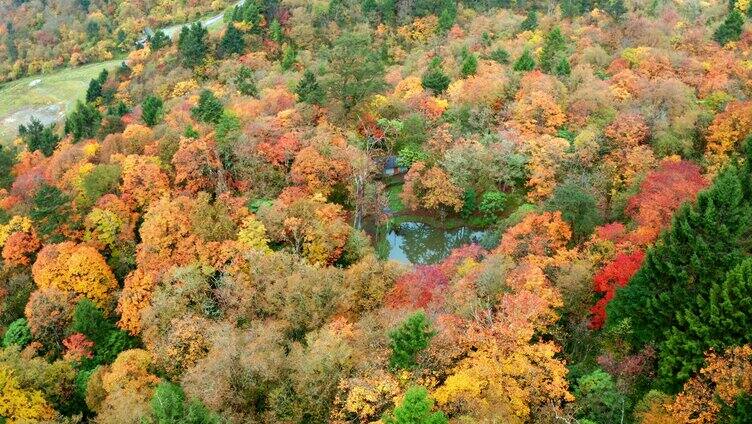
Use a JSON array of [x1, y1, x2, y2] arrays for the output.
[[384, 221, 485, 265]]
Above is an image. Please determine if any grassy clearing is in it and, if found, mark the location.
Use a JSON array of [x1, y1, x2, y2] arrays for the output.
[[386, 183, 405, 213], [0, 60, 122, 142]]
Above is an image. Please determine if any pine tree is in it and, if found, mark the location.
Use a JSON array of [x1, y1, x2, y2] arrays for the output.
[[19, 117, 60, 157], [148, 30, 170, 50], [65, 100, 101, 141], [30, 184, 71, 240], [192, 90, 224, 124], [296, 69, 325, 105], [438, 4, 456, 33], [555, 56, 571, 76], [280, 44, 297, 71], [513, 49, 536, 71], [714, 9, 745, 45], [658, 257, 752, 389], [151, 382, 186, 423], [489, 48, 510, 64], [141, 95, 164, 127], [238, 0, 263, 33], [268, 19, 284, 43], [326, 32, 385, 114], [539, 27, 567, 73], [724, 393, 752, 424], [85, 78, 102, 103], [218, 23, 245, 58], [519, 10, 538, 31], [5, 22, 18, 62], [460, 49, 478, 78], [235, 66, 258, 97], [383, 386, 447, 424], [178, 23, 208, 68], [107, 101, 129, 117], [421, 58, 450, 94], [388, 311, 436, 370], [607, 149, 752, 390], [0, 144, 15, 190]]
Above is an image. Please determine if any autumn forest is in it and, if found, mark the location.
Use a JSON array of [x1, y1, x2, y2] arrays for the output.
[[1, 0, 752, 422]]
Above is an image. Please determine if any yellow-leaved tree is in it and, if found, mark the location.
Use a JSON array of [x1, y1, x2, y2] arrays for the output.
[[0, 365, 56, 423], [32, 242, 118, 308]]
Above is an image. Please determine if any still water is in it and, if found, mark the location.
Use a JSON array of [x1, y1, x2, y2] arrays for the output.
[[383, 221, 485, 265]]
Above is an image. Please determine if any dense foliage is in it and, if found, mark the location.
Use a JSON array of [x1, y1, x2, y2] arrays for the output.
[[2, 0, 752, 422]]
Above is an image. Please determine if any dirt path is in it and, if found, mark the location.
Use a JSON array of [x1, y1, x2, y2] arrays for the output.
[[162, 0, 245, 38]]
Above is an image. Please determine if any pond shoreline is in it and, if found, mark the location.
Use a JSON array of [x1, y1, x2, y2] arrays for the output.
[[372, 217, 487, 265]]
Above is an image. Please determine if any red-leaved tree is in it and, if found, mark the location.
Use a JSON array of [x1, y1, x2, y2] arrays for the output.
[[590, 250, 645, 329]]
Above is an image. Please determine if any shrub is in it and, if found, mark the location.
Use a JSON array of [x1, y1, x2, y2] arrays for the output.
[[2, 318, 32, 348]]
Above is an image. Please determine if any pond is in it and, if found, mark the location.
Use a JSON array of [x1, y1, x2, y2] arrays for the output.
[[381, 220, 486, 265]]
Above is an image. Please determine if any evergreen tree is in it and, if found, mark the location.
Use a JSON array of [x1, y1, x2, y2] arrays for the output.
[[280, 44, 297, 71], [85, 78, 102, 103], [5, 22, 18, 62], [148, 30, 170, 50], [236, 0, 263, 33], [268, 19, 283, 43], [218, 23, 245, 58], [539, 27, 567, 73], [607, 148, 752, 390], [388, 310, 435, 370], [184, 125, 199, 139], [724, 393, 752, 424], [178, 23, 208, 68], [601, 0, 626, 18], [69, 299, 137, 367], [235, 66, 258, 97], [141, 95, 164, 127], [99, 114, 125, 137], [437, 3, 456, 33], [460, 49, 478, 78], [489, 48, 510, 64], [659, 257, 752, 389], [519, 9, 538, 31], [421, 58, 450, 94], [383, 386, 447, 424], [97, 67, 108, 84], [714, 9, 745, 45], [117, 61, 132, 78], [19, 116, 60, 156], [30, 184, 71, 240], [573, 369, 630, 423], [64, 100, 101, 141], [561, 0, 584, 17], [107, 101, 129, 117], [0, 144, 16, 190], [555, 56, 571, 76], [513, 49, 536, 71], [296, 69, 325, 105], [192, 90, 224, 124], [326, 32, 385, 114], [85, 69, 107, 103]]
